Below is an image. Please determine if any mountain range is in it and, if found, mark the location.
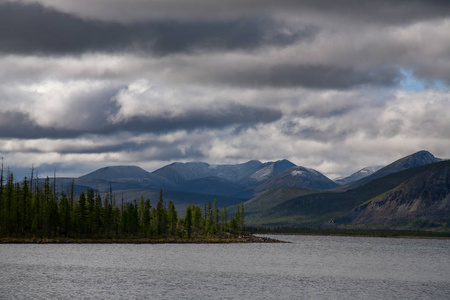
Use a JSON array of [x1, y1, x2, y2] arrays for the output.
[[243, 151, 448, 230], [47, 150, 448, 230]]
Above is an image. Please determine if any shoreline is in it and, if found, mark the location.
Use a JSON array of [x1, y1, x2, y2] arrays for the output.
[[0, 234, 284, 244], [257, 232, 450, 240]]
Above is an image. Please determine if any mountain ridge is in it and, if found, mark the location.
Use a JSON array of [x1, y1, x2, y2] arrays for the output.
[[242, 160, 450, 230], [336, 150, 442, 191]]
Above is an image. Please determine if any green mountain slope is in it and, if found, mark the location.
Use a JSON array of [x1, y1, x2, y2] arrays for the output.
[[246, 160, 450, 230], [243, 187, 316, 224], [350, 160, 450, 228]]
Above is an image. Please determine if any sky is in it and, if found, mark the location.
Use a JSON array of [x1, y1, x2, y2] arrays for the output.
[[1, 0, 450, 180]]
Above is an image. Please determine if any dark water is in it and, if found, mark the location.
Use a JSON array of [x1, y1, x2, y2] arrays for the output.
[[1, 235, 449, 299]]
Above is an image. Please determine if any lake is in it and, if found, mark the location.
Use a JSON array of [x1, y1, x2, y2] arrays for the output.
[[1, 235, 449, 299]]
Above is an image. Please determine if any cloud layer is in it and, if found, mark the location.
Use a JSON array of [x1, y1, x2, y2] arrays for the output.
[[1, 0, 449, 179]]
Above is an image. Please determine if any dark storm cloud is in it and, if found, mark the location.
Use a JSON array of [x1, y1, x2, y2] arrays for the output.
[[1, 0, 449, 178], [30, 0, 450, 25], [278, 0, 450, 25], [214, 65, 403, 89], [0, 104, 281, 139], [0, 2, 313, 56], [115, 104, 282, 134], [53, 140, 163, 155], [0, 111, 81, 139]]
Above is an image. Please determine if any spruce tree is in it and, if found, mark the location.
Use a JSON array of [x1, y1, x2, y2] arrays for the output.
[[167, 200, 178, 235], [184, 205, 193, 239]]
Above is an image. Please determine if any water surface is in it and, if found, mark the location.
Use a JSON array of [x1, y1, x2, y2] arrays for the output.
[[1, 235, 449, 299]]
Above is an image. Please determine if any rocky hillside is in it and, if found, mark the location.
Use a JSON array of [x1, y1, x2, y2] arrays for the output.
[[243, 159, 450, 230], [349, 160, 450, 227]]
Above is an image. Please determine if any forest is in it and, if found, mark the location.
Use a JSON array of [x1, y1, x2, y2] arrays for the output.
[[0, 170, 245, 241]]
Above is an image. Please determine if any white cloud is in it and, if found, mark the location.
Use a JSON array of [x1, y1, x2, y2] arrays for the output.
[[1, 0, 449, 181]]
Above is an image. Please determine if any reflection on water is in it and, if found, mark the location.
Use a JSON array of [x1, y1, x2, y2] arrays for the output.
[[1, 235, 449, 299]]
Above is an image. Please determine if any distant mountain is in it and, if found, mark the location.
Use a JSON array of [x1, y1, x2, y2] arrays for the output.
[[152, 160, 263, 183], [76, 160, 295, 201], [340, 150, 441, 191], [244, 159, 296, 185], [55, 150, 449, 230], [210, 160, 267, 183], [335, 166, 383, 185], [373, 150, 441, 177], [78, 165, 175, 191], [80, 165, 154, 180], [77, 161, 338, 201], [252, 166, 339, 195], [349, 160, 450, 227], [152, 159, 296, 190], [243, 160, 450, 230]]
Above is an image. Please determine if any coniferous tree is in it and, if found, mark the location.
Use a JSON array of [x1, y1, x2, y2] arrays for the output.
[[156, 190, 167, 236], [102, 193, 112, 236], [191, 205, 202, 237], [138, 196, 145, 228], [141, 198, 151, 237], [230, 205, 240, 234], [213, 199, 219, 233], [31, 192, 40, 236], [167, 200, 178, 235], [184, 205, 193, 239], [0, 169, 241, 241], [240, 203, 245, 233], [93, 194, 102, 235], [112, 202, 120, 236], [21, 177, 31, 234], [3, 172, 14, 235], [220, 206, 228, 232], [58, 192, 70, 236], [69, 179, 74, 211], [76, 192, 87, 235], [86, 189, 95, 235]]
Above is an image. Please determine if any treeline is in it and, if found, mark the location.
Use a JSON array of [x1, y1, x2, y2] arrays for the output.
[[246, 226, 450, 238], [0, 172, 245, 239]]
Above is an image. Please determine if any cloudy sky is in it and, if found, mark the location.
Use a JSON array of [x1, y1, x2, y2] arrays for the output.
[[1, 0, 450, 180]]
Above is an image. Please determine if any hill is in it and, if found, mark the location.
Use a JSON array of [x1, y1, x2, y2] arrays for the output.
[[243, 187, 316, 225], [80, 165, 155, 180], [244, 160, 450, 230], [252, 166, 339, 195], [349, 160, 450, 228]]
